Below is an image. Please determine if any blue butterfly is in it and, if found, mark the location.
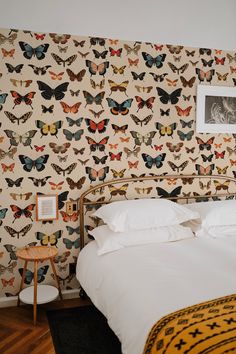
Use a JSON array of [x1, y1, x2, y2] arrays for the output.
[[142, 153, 166, 169], [142, 52, 166, 68], [66, 117, 83, 127], [0, 208, 8, 225], [18, 265, 49, 284], [63, 129, 84, 141], [19, 42, 49, 60], [106, 98, 133, 115], [18, 154, 49, 172], [177, 130, 194, 141], [63, 238, 80, 249], [0, 93, 8, 104], [66, 226, 80, 235]]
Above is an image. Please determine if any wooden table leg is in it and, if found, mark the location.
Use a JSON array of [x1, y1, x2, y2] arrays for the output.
[[17, 260, 28, 306], [33, 260, 38, 325], [50, 258, 63, 300]]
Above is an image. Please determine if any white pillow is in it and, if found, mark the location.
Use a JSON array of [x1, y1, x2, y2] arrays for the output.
[[196, 225, 236, 238], [93, 199, 199, 232], [90, 224, 195, 255]]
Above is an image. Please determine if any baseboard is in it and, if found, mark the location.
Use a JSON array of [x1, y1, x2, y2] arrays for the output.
[[0, 288, 80, 308]]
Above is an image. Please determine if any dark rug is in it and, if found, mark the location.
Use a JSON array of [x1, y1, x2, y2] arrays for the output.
[[47, 305, 122, 354]]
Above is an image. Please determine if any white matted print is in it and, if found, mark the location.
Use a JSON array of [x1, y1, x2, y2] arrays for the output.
[[196, 85, 236, 133], [36, 194, 58, 221]]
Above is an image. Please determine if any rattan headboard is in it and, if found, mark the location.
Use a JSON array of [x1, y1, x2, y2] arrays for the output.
[[78, 174, 236, 249]]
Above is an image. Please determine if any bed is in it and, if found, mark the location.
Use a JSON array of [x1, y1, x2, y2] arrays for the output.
[[76, 174, 236, 354]]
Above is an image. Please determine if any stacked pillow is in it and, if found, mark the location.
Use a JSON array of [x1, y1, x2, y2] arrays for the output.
[[90, 199, 200, 255]]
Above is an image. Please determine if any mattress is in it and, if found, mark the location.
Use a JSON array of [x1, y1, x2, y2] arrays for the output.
[[76, 236, 236, 354]]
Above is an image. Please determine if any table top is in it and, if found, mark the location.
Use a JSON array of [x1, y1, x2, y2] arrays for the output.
[[16, 246, 58, 261]]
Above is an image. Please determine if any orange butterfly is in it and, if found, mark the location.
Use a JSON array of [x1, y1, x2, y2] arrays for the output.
[[167, 178, 177, 185], [1, 163, 15, 172], [109, 143, 118, 149], [215, 49, 222, 54], [128, 160, 139, 169], [2, 48, 15, 57], [119, 137, 130, 143], [1, 277, 15, 287], [154, 44, 164, 51], [230, 66, 236, 73], [10, 79, 33, 87], [49, 181, 64, 190], [166, 78, 178, 87], [214, 143, 222, 148], [49, 71, 64, 80], [128, 58, 139, 66], [60, 211, 79, 222], [60, 102, 81, 114], [223, 137, 232, 142], [175, 105, 192, 116], [230, 159, 236, 166]]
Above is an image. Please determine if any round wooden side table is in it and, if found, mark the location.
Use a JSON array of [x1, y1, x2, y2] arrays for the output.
[[17, 246, 63, 325]]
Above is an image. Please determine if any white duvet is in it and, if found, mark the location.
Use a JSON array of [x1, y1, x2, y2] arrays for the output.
[[77, 237, 236, 354]]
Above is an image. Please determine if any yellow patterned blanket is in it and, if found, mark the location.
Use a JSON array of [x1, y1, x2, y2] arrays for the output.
[[143, 294, 236, 354]]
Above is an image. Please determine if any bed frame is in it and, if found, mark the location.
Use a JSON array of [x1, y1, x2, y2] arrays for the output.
[[79, 174, 236, 250]]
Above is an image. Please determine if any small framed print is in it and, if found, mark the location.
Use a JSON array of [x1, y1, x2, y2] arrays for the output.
[[36, 194, 58, 221], [196, 85, 236, 133]]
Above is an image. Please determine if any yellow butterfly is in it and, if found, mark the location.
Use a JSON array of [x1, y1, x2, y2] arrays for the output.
[[36, 120, 63, 137], [36, 231, 62, 246], [111, 65, 126, 74], [135, 187, 153, 194], [213, 180, 230, 191], [110, 169, 126, 178], [216, 166, 228, 174]]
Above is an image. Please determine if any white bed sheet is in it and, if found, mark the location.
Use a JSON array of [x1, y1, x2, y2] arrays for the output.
[[76, 236, 236, 354]]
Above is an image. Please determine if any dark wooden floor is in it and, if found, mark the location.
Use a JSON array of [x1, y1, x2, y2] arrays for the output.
[[0, 297, 91, 354]]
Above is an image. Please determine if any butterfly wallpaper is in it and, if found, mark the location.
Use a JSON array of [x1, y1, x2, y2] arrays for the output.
[[0, 27, 236, 298]]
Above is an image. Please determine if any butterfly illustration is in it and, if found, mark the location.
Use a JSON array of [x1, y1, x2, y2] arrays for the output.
[[123, 147, 141, 158], [1, 163, 15, 173], [109, 152, 122, 161], [131, 71, 146, 80], [60, 102, 81, 114], [168, 160, 188, 173], [86, 60, 109, 76], [196, 137, 215, 150], [90, 37, 106, 46], [120, 137, 130, 143], [0, 208, 8, 226], [73, 147, 85, 155], [179, 120, 194, 129], [65, 118, 82, 128], [28, 176, 51, 187], [199, 180, 211, 190], [135, 187, 153, 195], [128, 58, 139, 67], [199, 48, 212, 55], [213, 180, 230, 191], [160, 108, 170, 116], [124, 44, 141, 55], [135, 85, 153, 93], [49, 142, 70, 154], [63, 238, 80, 249], [130, 114, 153, 127], [180, 76, 196, 88], [108, 80, 129, 96], [85, 166, 109, 182], [227, 53, 236, 63], [109, 47, 122, 57], [10, 91, 36, 109], [156, 87, 182, 104], [216, 166, 228, 174], [10, 204, 35, 223], [130, 131, 156, 147], [149, 72, 168, 82], [19, 42, 49, 60], [216, 72, 228, 81], [70, 89, 80, 97], [214, 56, 226, 65], [1, 277, 15, 288], [48, 70, 64, 80], [93, 49, 108, 59], [10, 79, 33, 87], [111, 169, 126, 178], [5, 63, 24, 73], [109, 184, 128, 199], [83, 91, 105, 107], [177, 130, 194, 141], [50, 33, 71, 44], [135, 96, 155, 112], [0, 33, 17, 45], [166, 142, 183, 152], [85, 119, 109, 134], [60, 211, 79, 222], [36, 120, 63, 137], [51, 163, 77, 177], [36, 230, 62, 246], [5, 177, 24, 188], [66, 177, 86, 190], [142, 52, 166, 68], [142, 153, 166, 169], [19, 265, 49, 284], [111, 65, 126, 75], [111, 124, 128, 135], [49, 181, 64, 190], [195, 164, 215, 175], [28, 64, 51, 75], [4, 224, 32, 239], [73, 39, 85, 47], [92, 155, 108, 165], [167, 62, 189, 74], [77, 157, 88, 165], [51, 53, 77, 67], [54, 250, 71, 262], [63, 129, 84, 141], [215, 151, 225, 159], [2, 48, 15, 57], [156, 186, 182, 201], [154, 144, 163, 151], [227, 147, 236, 156], [0, 261, 17, 275], [201, 154, 214, 162], [128, 161, 139, 169], [156, 122, 177, 137], [106, 98, 133, 115], [166, 78, 178, 87], [41, 104, 54, 113], [4, 111, 33, 125], [0, 148, 17, 160], [10, 192, 32, 201], [34, 33, 46, 40], [65, 68, 86, 82], [175, 106, 192, 117], [19, 154, 49, 172], [37, 81, 69, 100], [83, 197, 106, 212], [201, 58, 214, 67], [195, 68, 215, 83], [167, 45, 183, 54], [193, 192, 211, 203]]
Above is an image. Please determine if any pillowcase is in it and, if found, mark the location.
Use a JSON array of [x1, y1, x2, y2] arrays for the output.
[[196, 225, 236, 238], [93, 199, 199, 232], [90, 224, 195, 255]]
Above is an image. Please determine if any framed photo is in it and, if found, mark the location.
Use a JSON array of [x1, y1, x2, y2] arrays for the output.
[[36, 194, 58, 221], [196, 85, 236, 133]]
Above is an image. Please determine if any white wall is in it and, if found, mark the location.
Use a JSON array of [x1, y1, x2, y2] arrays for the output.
[[1, 0, 236, 50]]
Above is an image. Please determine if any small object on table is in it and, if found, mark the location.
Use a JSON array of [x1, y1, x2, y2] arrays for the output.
[[17, 245, 62, 325]]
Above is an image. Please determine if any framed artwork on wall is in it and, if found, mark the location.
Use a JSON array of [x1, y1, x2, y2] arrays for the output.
[[196, 85, 236, 133], [36, 194, 58, 221]]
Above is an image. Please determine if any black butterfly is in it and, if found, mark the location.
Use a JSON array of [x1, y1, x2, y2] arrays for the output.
[[5, 177, 24, 188], [37, 81, 69, 100], [156, 186, 182, 201], [28, 176, 51, 187], [142, 52, 166, 68], [28, 64, 51, 75], [92, 155, 108, 164], [149, 72, 168, 82], [19, 42, 49, 60], [131, 72, 146, 80], [5, 63, 24, 73], [51, 163, 77, 177], [156, 88, 182, 104], [19, 155, 49, 172], [160, 108, 170, 116], [93, 49, 108, 59], [201, 154, 214, 162], [51, 53, 77, 67], [41, 105, 54, 113]]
